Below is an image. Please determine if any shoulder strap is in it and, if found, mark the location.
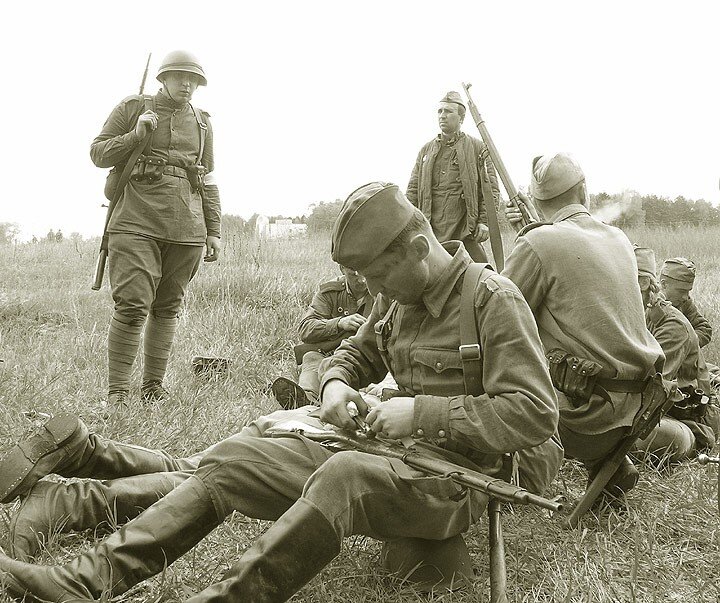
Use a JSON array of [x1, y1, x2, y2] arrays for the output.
[[460, 262, 493, 396], [189, 104, 208, 166]]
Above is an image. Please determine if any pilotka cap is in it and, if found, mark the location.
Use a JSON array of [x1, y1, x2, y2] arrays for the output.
[[634, 246, 657, 277], [660, 257, 696, 289], [331, 182, 416, 270], [439, 91, 465, 108], [530, 153, 585, 201]]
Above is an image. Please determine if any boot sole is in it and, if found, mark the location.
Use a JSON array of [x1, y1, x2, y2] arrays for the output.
[[271, 378, 308, 410], [0, 414, 82, 504]]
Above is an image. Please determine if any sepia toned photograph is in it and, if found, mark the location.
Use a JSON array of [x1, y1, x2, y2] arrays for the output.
[[0, 1, 719, 601]]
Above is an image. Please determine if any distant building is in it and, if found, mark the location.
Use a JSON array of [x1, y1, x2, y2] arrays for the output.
[[256, 215, 307, 239]]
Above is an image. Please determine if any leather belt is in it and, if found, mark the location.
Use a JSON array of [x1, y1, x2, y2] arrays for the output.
[[162, 165, 188, 179], [595, 377, 649, 393]]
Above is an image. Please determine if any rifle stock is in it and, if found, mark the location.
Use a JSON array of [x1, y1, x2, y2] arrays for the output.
[[461, 83, 536, 232], [92, 53, 152, 291]]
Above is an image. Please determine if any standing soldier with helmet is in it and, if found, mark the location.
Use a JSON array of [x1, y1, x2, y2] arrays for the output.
[[90, 50, 222, 410]]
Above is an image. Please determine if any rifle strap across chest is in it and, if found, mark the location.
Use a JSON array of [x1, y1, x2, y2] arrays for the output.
[[189, 103, 208, 166], [460, 262, 493, 396]]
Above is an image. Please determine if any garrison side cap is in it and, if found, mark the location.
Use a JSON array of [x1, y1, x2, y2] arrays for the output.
[[660, 257, 695, 288], [331, 182, 416, 271], [439, 91, 465, 108], [633, 245, 657, 277], [530, 153, 585, 201]]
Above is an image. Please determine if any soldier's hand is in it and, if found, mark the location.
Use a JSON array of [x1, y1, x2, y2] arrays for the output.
[[366, 397, 414, 439], [204, 236, 221, 262], [319, 379, 368, 430], [505, 200, 524, 225], [338, 313, 366, 333], [474, 223, 490, 242], [134, 110, 158, 137]]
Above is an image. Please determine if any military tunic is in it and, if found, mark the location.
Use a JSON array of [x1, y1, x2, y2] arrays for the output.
[[296, 275, 372, 399], [407, 133, 500, 249], [320, 242, 561, 491], [298, 276, 372, 344], [502, 205, 664, 440], [676, 297, 713, 349]]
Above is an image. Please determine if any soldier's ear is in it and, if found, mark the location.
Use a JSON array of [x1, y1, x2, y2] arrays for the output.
[[408, 234, 430, 261]]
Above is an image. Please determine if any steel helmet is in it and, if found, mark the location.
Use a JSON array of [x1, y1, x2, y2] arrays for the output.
[[156, 50, 207, 86]]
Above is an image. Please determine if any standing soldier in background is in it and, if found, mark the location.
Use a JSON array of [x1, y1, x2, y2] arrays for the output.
[[503, 153, 664, 503], [659, 257, 713, 348], [90, 50, 221, 410], [272, 266, 372, 408], [406, 91, 500, 263]]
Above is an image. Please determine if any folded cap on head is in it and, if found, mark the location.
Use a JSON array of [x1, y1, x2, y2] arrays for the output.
[[331, 182, 416, 270], [634, 245, 657, 277], [660, 257, 695, 289], [439, 91, 465, 108], [529, 153, 585, 200]]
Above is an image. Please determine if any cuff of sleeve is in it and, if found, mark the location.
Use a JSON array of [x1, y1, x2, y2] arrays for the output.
[[326, 317, 342, 336], [413, 395, 450, 439], [319, 369, 353, 401]]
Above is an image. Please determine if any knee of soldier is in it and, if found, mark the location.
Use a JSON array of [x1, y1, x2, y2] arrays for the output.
[[112, 309, 147, 327], [195, 436, 256, 477], [150, 309, 180, 320], [303, 451, 379, 498], [635, 417, 695, 464]]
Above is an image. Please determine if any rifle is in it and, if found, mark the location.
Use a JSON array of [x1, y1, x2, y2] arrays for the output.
[[270, 427, 563, 602], [564, 373, 675, 528], [91, 52, 152, 290], [461, 83, 538, 233], [697, 453, 720, 515]]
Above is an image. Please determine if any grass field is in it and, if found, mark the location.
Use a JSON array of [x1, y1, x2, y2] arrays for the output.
[[1, 225, 719, 602]]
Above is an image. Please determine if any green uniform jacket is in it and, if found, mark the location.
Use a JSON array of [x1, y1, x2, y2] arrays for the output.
[[502, 204, 664, 435], [298, 276, 372, 345], [406, 133, 500, 240], [90, 90, 221, 243], [319, 243, 561, 494], [647, 299, 710, 391], [676, 297, 713, 349]]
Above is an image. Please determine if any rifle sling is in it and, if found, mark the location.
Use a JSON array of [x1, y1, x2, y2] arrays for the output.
[[479, 159, 504, 271]]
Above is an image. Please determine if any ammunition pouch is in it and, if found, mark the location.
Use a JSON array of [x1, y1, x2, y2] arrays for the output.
[[186, 164, 207, 193], [130, 155, 167, 184], [104, 167, 122, 201], [667, 387, 710, 422], [546, 348, 603, 406]]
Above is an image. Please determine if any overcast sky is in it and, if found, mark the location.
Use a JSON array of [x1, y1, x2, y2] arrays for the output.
[[2, 0, 719, 240]]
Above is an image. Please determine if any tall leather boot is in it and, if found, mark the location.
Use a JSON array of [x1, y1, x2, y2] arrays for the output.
[[0, 476, 220, 602], [0, 414, 191, 504], [185, 498, 341, 603], [11, 472, 190, 560]]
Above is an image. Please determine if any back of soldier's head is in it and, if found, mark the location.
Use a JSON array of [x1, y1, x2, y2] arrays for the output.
[[529, 153, 587, 208]]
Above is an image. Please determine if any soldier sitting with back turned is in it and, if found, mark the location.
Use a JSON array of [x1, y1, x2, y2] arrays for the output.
[[0, 182, 561, 602], [272, 265, 372, 408], [633, 247, 719, 464], [503, 153, 665, 504]]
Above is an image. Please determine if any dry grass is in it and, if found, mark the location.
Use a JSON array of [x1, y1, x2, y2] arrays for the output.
[[1, 226, 720, 602]]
